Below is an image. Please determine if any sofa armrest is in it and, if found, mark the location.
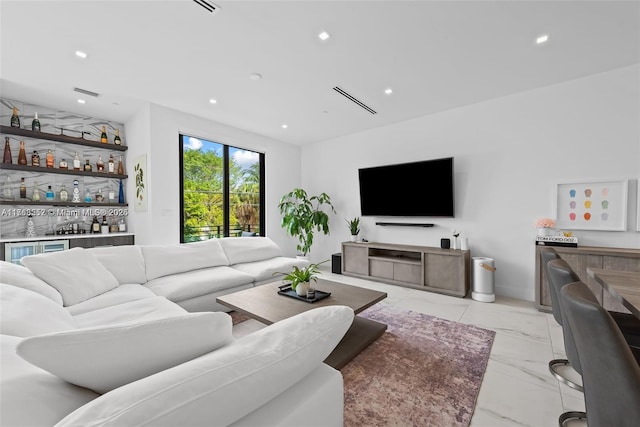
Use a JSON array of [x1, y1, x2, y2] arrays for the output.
[[56, 305, 354, 427]]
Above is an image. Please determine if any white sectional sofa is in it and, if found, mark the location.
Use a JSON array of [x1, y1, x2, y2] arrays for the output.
[[0, 237, 352, 426]]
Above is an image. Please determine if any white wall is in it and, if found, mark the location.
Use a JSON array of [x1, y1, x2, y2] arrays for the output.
[[125, 103, 303, 256], [302, 65, 640, 301]]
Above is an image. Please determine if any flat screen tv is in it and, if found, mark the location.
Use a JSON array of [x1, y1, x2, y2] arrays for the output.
[[358, 157, 454, 217]]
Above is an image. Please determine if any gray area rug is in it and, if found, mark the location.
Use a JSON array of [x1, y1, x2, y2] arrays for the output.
[[342, 303, 495, 427]]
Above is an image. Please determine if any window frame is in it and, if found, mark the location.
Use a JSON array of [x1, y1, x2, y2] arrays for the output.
[[179, 134, 265, 242]]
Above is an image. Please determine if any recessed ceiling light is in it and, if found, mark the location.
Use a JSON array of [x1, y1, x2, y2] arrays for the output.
[[75, 50, 88, 59], [536, 34, 549, 44], [77, 99, 86, 104], [282, 124, 288, 129], [209, 98, 217, 104], [318, 31, 330, 41], [250, 73, 262, 81], [384, 88, 393, 95]]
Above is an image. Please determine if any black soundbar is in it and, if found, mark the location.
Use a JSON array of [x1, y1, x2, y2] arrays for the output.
[[375, 222, 435, 227]]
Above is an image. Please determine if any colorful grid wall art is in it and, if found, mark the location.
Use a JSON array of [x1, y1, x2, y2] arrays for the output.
[[555, 179, 628, 231]]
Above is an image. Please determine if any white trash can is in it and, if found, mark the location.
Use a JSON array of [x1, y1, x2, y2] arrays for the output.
[[472, 257, 496, 303]]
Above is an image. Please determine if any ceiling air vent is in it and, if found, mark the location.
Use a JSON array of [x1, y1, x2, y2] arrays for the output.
[[73, 87, 100, 98], [193, 0, 220, 14], [333, 86, 377, 115]]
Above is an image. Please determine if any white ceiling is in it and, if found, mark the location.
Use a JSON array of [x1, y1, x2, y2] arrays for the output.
[[1, 0, 638, 145]]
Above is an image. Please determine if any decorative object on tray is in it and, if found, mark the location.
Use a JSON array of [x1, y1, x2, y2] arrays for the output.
[[534, 218, 555, 236], [346, 217, 360, 242], [277, 284, 332, 303], [277, 188, 336, 256]]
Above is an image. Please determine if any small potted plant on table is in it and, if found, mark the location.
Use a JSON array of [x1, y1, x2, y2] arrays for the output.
[[281, 261, 326, 296]]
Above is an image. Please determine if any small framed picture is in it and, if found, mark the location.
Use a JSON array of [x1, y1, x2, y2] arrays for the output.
[[555, 179, 628, 231]]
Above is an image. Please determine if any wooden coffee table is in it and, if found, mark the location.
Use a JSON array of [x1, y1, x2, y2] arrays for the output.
[[217, 278, 387, 369]]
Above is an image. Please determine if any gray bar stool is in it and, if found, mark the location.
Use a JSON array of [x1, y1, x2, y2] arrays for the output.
[[543, 251, 583, 392], [559, 281, 640, 427]]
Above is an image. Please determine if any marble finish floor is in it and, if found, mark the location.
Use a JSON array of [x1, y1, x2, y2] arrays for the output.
[[233, 270, 586, 427], [322, 271, 588, 427]]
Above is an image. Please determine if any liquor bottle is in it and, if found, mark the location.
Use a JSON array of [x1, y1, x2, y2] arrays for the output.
[[3, 175, 12, 199], [118, 179, 125, 203], [59, 184, 69, 202], [72, 180, 81, 203], [18, 141, 27, 165], [114, 129, 122, 145], [100, 126, 108, 143], [109, 217, 119, 233], [108, 186, 115, 202], [46, 149, 54, 168], [95, 188, 104, 202], [10, 107, 20, 128], [19, 177, 26, 199], [59, 158, 68, 170], [3, 137, 12, 164], [108, 154, 115, 173], [96, 155, 105, 172], [118, 217, 126, 232], [73, 152, 81, 170], [91, 216, 100, 233], [117, 155, 124, 175], [25, 215, 36, 238], [84, 158, 92, 172], [32, 181, 40, 201], [45, 185, 54, 201], [85, 189, 92, 203], [31, 150, 40, 167], [101, 215, 109, 234], [32, 112, 41, 132]]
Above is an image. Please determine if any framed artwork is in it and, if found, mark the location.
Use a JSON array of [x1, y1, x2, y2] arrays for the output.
[[555, 179, 628, 231], [133, 154, 147, 212]]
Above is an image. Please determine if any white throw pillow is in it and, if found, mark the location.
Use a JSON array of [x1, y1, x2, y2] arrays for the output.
[[142, 239, 229, 281], [17, 312, 234, 394], [87, 245, 147, 285], [0, 260, 63, 304], [218, 236, 283, 265], [21, 247, 119, 307], [0, 283, 76, 337], [55, 305, 354, 426]]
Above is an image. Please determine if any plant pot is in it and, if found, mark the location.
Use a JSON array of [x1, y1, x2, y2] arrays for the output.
[[350, 234, 358, 242], [295, 281, 311, 297], [537, 227, 554, 237]]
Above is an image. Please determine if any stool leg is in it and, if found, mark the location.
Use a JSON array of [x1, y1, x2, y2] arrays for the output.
[[559, 411, 586, 427], [549, 359, 584, 392]]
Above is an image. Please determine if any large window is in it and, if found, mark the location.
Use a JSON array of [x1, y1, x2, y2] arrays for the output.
[[179, 134, 265, 242]]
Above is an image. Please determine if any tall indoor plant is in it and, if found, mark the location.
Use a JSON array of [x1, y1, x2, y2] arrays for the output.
[[278, 188, 336, 256]]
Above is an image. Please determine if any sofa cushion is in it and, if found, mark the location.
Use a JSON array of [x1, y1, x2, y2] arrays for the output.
[[1, 334, 99, 427], [232, 256, 310, 282], [72, 296, 187, 329], [87, 245, 147, 285], [0, 260, 63, 305], [55, 305, 354, 426], [142, 239, 229, 281], [20, 248, 119, 307], [0, 284, 76, 338], [66, 284, 157, 316], [218, 236, 283, 265], [17, 312, 235, 394], [145, 266, 254, 303]]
